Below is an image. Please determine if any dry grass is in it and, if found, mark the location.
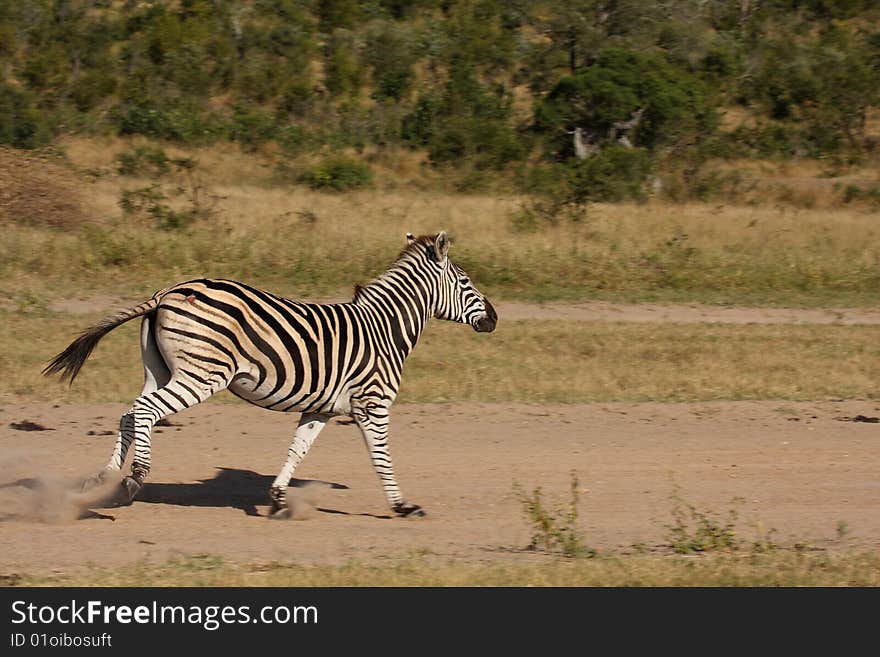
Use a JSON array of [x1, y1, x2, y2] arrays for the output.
[[2, 138, 880, 308], [9, 312, 880, 404], [403, 321, 880, 403], [710, 157, 880, 208], [9, 550, 879, 587], [4, 193, 880, 307]]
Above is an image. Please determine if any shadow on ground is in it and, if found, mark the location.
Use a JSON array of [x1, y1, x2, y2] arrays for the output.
[[0, 468, 391, 520], [135, 467, 349, 517]]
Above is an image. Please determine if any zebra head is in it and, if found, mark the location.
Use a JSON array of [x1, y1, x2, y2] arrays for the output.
[[407, 231, 497, 333]]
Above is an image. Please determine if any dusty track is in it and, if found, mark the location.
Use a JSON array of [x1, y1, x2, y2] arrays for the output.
[[495, 301, 880, 325], [1, 399, 878, 574]]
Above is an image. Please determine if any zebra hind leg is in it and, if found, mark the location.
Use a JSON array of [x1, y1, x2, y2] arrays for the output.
[[81, 315, 170, 494], [79, 407, 135, 493], [118, 377, 216, 503]]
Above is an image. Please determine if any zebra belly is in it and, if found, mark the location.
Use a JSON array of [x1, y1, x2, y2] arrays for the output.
[[227, 376, 347, 415]]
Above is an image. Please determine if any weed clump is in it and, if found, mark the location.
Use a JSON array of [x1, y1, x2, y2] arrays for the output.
[[513, 471, 595, 558], [665, 485, 740, 554]]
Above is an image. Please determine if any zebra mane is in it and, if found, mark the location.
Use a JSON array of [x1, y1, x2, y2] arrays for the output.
[[395, 234, 436, 263], [352, 235, 437, 303]]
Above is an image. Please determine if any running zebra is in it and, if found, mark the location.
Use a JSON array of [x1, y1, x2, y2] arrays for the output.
[[44, 232, 497, 519]]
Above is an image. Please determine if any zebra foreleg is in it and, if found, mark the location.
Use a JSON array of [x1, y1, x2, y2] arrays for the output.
[[268, 413, 332, 519], [353, 400, 425, 518]]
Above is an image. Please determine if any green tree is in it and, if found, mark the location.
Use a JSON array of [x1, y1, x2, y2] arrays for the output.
[[536, 48, 717, 158], [365, 22, 413, 101], [324, 28, 365, 97], [741, 21, 879, 154], [0, 82, 49, 148]]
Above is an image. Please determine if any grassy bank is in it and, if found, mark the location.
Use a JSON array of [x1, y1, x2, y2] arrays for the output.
[[8, 312, 880, 404], [7, 551, 879, 587], [2, 141, 880, 308], [4, 197, 880, 307]]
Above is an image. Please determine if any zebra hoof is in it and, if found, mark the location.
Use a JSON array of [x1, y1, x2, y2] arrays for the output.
[[121, 476, 142, 503], [394, 503, 426, 518], [268, 487, 292, 519], [268, 506, 292, 520]]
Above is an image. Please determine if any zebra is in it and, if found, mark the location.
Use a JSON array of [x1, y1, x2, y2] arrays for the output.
[[43, 231, 497, 519]]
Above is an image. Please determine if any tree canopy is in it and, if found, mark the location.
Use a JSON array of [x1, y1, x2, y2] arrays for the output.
[[1, 0, 878, 195]]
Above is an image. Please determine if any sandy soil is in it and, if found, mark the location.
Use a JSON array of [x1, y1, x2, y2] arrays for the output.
[[1, 399, 878, 574]]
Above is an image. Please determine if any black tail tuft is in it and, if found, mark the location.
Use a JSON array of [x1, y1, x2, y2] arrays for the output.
[[43, 295, 162, 385], [42, 320, 118, 384]]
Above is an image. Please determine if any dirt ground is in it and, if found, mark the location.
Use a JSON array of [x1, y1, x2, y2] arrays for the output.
[[1, 398, 878, 574]]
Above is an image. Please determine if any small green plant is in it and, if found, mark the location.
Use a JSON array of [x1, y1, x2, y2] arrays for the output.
[[840, 184, 880, 207], [512, 471, 595, 558], [299, 156, 373, 191], [118, 156, 217, 230], [665, 485, 741, 554], [119, 184, 196, 231], [750, 522, 780, 554], [116, 145, 172, 177]]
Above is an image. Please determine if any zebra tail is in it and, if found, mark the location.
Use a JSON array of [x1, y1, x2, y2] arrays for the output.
[[42, 296, 162, 384]]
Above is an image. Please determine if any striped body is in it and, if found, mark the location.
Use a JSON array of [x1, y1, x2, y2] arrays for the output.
[[44, 232, 497, 518], [158, 279, 418, 416]]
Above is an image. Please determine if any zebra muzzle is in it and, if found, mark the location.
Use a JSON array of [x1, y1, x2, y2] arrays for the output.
[[473, 299, 497, 333]]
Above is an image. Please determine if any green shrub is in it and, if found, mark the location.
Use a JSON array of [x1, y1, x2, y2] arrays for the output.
[[403, 55, 526, 171], [365, 22, 413, 101], [519, 162, 571, 198], [324, 28, 365, 97], [70, 69, 117, 113], [113, 98, 229, 144], [299, 156, 373, 191], [118, 155, 212, 230], [566, 146, 653, 203], [119, 184, 196, 231], [115, 145, 171, 177], [740, 24, 879, 157], [840, 183, 880, 206], [0, 83, 50, 149], [278, 124, 310, 154], [230, 107, 278, 150], [401, 95, 440, 147]]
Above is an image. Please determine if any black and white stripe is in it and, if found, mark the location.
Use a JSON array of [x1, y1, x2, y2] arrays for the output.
[[44, 231, 497, 518]]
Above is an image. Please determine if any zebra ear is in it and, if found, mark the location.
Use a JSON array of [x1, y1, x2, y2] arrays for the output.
[[406, 232, 415, 244], [434, 231, 450, 263]]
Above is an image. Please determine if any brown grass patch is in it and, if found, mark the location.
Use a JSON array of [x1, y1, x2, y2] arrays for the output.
[[0, 147, 84, 229]]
